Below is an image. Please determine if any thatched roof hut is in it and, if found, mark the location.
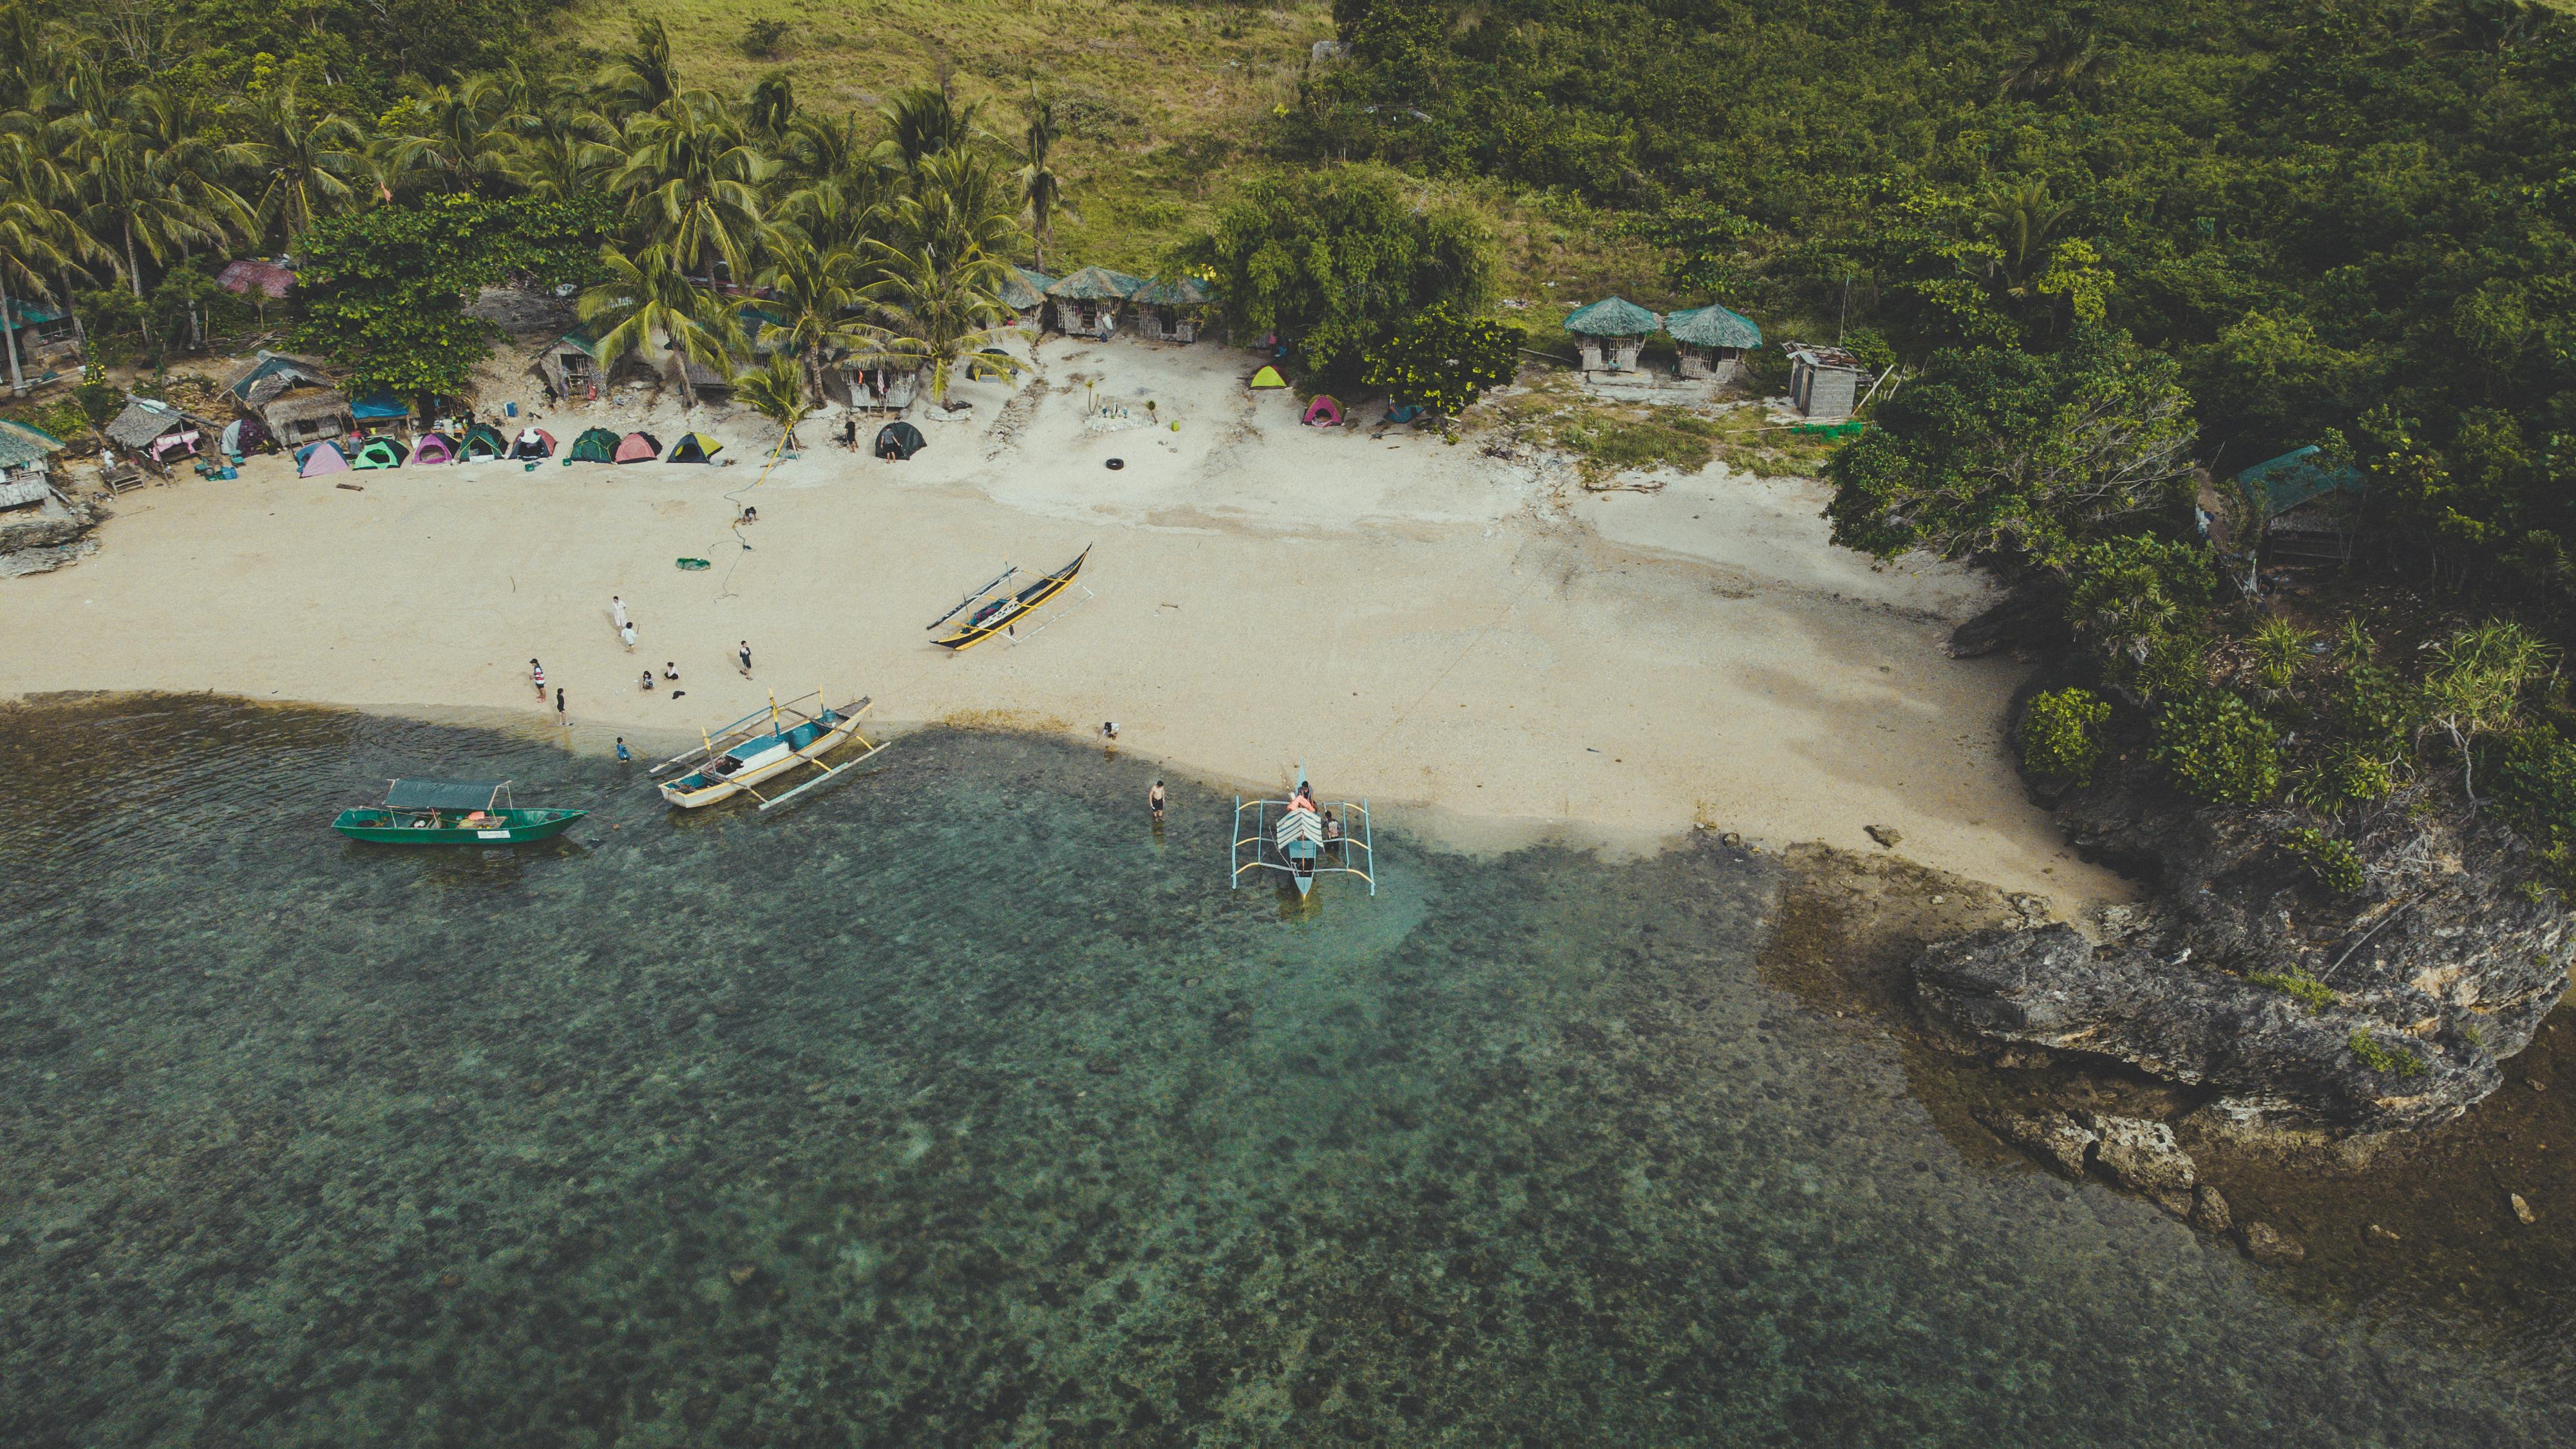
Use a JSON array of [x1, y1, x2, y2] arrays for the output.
[[1563, 296, 1661, 372], [1663, 303, 1762, 381], [1129, 275, 1215, 343], [259, 388, 355, 446], [1045, 266, 1146, 336]]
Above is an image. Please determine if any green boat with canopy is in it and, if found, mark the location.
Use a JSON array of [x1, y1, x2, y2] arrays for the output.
[[332, 779, 586, 844]]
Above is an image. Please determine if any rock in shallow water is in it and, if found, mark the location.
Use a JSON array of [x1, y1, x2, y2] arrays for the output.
[[1976, 1108, 2097, 1179], [2241, 1221, 2307, 1266], [1911, 923, 2503, 1133], [2086, 1113, 2197, 1198], [2190, 1184, 2233, 1235]]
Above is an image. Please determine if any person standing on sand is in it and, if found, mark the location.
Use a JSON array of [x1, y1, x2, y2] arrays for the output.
[[737, 640, 753, 676], [531, 659, 545, 699], [616, 737, 632, 763], [555, 687, 567, 726], [621, 620, 638, 652], [1150, 780, 1166, 824], [611, 596, 628, 632]]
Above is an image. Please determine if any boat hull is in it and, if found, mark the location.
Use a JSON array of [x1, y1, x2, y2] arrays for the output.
[[933, 547, 1089, 651], [658, 709, 867, 808], [332, 808, 585, 844]]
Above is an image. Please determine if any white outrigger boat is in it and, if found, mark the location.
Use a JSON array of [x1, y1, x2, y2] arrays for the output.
[[1232, 764, 1375, 896], [650, 692, 887, 811]]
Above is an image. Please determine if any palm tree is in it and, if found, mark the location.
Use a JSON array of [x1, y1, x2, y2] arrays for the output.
[[0, 134, 100, 393], [898, 146, 1019, 270], [743, 234, 867, 404], [2001, 19, 2107, 100], [745, 73, 795, 148], [876, 84, 978, 169], [379, 78, 516, 196], [240, 85, 371, 245], [1976, 179, 2067, 293], [732, 352, 811, 449], [124, 86, 257, 345], [1016, 93, 1070, 272], [577, 241, 734, 410], [609, 93, 777, 283], [68, 124, 226, 306], [595, 17, 680, 121], [859, 242, 1020, 406]]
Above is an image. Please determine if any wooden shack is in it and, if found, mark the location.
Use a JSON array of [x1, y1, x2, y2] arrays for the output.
[[1128, 276, 1213, 343], [2237, 446, 2369, 565], [1663, 303, 1761, 383], [999, 266, 1056, 329], [1788, 345, 1870, 419], [1046, 266, 1146, 337], [1, 297, 81, 382], [105, 397, 207, 471], [1563, 296, 1660, 373]]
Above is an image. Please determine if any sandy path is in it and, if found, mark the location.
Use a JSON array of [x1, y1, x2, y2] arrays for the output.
[[0, 338, 2125, 905]]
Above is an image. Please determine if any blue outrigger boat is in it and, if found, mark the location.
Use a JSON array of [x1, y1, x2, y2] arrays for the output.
[[1232, 764, 1374, 896], [650, 692, 885, 811]]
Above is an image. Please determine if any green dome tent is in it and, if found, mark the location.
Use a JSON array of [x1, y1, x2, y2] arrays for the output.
[[1249, 366, 1287, 388], [462, 422, 507, 460], [567, 427, 621, 464], [875, 421, 926, 461], [352, 434, 410, 469]]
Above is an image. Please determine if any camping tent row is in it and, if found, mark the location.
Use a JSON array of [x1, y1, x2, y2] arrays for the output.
[[289, 428, 725, 477], [1018, 265, 1217, 343]]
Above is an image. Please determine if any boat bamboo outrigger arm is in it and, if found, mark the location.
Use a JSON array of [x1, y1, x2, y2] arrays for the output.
[[755, 690, 892, 813], [925, 564, 1017, 630], [1230, 762, 1376, 896]]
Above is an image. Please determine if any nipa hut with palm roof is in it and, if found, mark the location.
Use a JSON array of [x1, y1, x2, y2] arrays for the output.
[[1046, 266, 1146, 336], [998, 265, 1056, 329], [1663, 303, 1763, 383], [105, 397, 207, 470], [1128, 275, 1215, 343], [223, 350, 351, 446], [1562, 296, 1661, 374], [0, 419, 66, 509]]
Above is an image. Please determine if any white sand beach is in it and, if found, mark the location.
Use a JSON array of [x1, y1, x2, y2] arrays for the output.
[[0, 338, 2125, 904]]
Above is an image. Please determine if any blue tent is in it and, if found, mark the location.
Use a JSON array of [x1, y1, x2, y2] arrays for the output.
[[351, 392, 409, 424]]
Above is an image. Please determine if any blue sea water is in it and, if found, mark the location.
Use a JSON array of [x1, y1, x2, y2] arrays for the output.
[[1, 696, 2569, 1446]]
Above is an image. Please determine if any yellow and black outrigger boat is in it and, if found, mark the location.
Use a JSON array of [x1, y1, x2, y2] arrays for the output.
[[928, 545, 1092, 651]]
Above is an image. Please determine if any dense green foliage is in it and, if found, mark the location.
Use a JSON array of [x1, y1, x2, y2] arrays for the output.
[[1823, 327, 2194, 569], [1361, 303, 1520, 414], [2491, 724, 2576, 876], [2060, 535, 2214, 700], [2152, 689, 2282, 805], [1182, 162, 1494, 383], [2018, 687, 2110, 785], [2279, 827, 2369, 896], [296, 194, 609, 395]]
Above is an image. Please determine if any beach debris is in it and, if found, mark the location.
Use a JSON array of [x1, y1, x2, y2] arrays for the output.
[[2085, 1113, 2198, 1215], [2510, 1191, 2537, 1225], [2190, 1184, 2233, 1235], [2365, 1222, 2402, 1245], [336, 482, 363, 491], [1105, 457, 1124, 469], [2240, 1222, 2307, 1266], [1864, 824, 1902, 849], [676, 558, 711, 571]]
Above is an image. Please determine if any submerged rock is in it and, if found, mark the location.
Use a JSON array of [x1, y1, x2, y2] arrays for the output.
[[1976, 1108, 2096, 1179], [2241, 1222, 2306, 1266], [2190, 1184, 2233, 1235], [2087, 1113, 2197, 1198], [1864, 824, 1903, 849]]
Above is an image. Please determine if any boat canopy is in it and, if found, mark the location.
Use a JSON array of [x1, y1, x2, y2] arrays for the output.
[[383, 778, 511, 811]]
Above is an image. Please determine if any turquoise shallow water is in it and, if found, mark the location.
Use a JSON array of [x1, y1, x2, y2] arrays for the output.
[[1, 696, 2570, 1446]]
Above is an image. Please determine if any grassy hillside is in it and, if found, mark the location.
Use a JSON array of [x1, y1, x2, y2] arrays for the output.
[[553, 0, 1676, 308]]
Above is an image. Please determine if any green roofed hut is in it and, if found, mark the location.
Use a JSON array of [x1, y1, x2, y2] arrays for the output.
[[999, 265, 1056, 328], [1564, 296, 1661, 374], [1664, 303, 1762, 383], [2236, 446, 2369, 566], [1130, 275, 1215, 344], [1046, 266, 1146, 337]]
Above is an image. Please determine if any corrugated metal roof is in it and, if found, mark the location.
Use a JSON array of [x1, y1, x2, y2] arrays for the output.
[[0, 419, 65, 469], [225, 350, 333, 402], [1564, 296, 1660, 337], [2237, 446, 2365, 515], [106, 397, 191, 448], [1664, 303, 1761, 350]]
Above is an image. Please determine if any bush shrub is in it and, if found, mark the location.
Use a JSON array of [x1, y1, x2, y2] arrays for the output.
[[1360, 304, 1520, 416], [2063, 535, 2215, 700], [2248, 968, 2336, 1014], [2349, 1030, 2425, 1078], [2020, 687, 2110, 784], [2278, 827, 2367, 895], [740, 19, 790, 57], [2490, 724, 2576, 881], [2152, 690, 2281, 805]]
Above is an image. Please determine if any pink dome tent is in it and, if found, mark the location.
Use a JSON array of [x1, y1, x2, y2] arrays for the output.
[[412, 431, 458, 465], [296, 440, 351, 477]]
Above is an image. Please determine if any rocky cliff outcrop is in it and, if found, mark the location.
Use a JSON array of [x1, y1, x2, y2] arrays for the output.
[[1914, 750, 2571, 1134]]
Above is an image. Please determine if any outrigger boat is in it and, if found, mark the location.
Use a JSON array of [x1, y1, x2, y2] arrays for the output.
[[1232, 764, 1376, 896], [333, 779, 585, 844], [651, 692, 887, 811], [929, 545, 1093, 651]]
